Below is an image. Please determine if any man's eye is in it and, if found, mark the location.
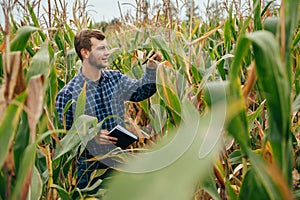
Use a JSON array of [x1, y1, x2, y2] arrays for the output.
[[98, 46, 108, 51]]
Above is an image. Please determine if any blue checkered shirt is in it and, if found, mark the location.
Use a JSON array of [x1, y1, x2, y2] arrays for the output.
[[55, 67, 157, 156]]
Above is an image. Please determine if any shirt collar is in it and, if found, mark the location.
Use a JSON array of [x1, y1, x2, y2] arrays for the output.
[[78, 67, 99, 87], [100, 70, 109, 81]]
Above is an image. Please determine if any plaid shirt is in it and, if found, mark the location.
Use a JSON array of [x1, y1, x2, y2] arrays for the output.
[[56, 67, 157, 156]]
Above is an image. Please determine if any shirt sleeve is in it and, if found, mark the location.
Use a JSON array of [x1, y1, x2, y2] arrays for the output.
[[55, 90, 74, 130], [120, 67, 157, 102]]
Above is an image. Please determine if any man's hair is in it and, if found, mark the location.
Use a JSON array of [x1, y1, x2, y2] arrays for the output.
[[74, 29, 106, 61]]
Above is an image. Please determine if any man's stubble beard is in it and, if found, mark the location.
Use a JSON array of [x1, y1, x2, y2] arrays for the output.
[[88, 55, 106, 70]]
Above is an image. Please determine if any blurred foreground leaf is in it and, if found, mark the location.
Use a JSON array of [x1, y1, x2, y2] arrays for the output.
[[106, 96, 228, 200], [0, 92, 27, 168]]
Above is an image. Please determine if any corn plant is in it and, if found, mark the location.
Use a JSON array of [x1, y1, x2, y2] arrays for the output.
[[0, 0, 299, 199]]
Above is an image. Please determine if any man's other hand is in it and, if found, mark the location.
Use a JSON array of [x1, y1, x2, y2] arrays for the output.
[[95, 129, 118, 144]]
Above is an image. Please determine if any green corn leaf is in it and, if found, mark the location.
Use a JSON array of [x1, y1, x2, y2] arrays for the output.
[[13, 111, 30, 174], [248, 100, 265, 129], [53, 130, 81, 161], [247, 151, 292, 199], [228, 149, 243, 165], [27, 2, 46, 41], [253, 0, 263, 30], [201, 169, 222, 200], [54, 77, 88, 160], [63, 99, 75, 116], [79, 179, 103, 193], [29, 166, 43, 200], [149, 104, 167, 135], [261, 0, 276, 17], [46, 64, 58, 113], [247, 31, 291, 177], [239, 168, 271, 199], [51, 184, 72, 200], [203, 81, 228, 108], [11, 135, 36, 200], [0, 171, 5, 199], [227, 36, 252, 155], [0, 91, 27, 168], [190, 64, 203, 83], [106, 99, 222, 200], [283, 0, 300, 85], [27, 3, 39, 28], [63, 29, 72, 46], [292, 93, 300, 112], [264, 17, 280, 36], [199, 81, 227, 159], [224, 5, 234, 51], [65, 24, 75, 46], [26, 46, 35, 57], [224, 19, 232, 52], [225, 179, 238, 200], [74, 82, 86, 122], [157, 66, 181, 125], [191, 20, 201, 37], [151, 35, 172, 63], [239, 17, 252, 36], [54, 32, 65, 55], [199, 54, 233, 90], [292, 30, 300, 47], [10, 26, 39, 52], [54, 115, 97, 160], [26, 41, 50, 83]]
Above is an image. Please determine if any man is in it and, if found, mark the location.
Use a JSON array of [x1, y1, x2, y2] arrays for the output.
[[55, 29, 162, 189]]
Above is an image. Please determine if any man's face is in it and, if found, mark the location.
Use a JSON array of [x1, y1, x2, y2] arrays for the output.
[[87, 38, 110, 69]]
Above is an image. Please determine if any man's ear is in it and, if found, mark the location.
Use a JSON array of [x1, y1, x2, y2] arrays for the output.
[[80, 48, 89, 59]]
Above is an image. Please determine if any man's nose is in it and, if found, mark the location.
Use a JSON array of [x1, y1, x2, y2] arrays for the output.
[[105, 48, 110, 56]]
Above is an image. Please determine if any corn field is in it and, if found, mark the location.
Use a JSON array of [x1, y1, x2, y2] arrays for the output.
[[0, 0, 299, 199]]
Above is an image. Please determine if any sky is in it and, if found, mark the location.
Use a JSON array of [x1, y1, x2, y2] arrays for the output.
[[86, 0, 203, 22], [87, 0, 125, 22], [0, 0, 123, 25], [0, 0, 204, 26], [0, 0, 280, 26]]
